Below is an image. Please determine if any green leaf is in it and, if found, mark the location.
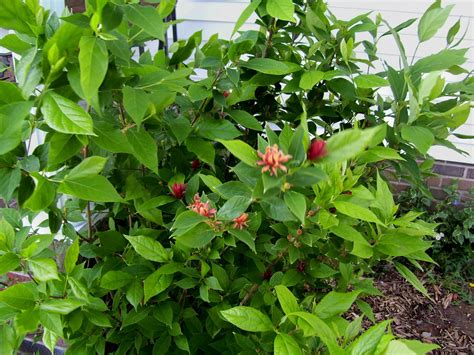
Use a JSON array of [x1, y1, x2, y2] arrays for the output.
[[325, 127, 381, 163], [377, 233, 431, 257], [39, 311, 63, 337], [67, 156, 107, 180], [221, 306, 274, 332], [288, 312, 341, 353], [42, 329, 58, 354], [172, 211, 207, 234], [314, 291, 361, 319], [401, 126, 434, 155], [39, 298, 85, 315], [215, 181, 252, 200], [15, 47, 42, 98], [274, 333, 302, 355], [58, 175, 123, 202], [446, 19, 461, 45], [0, 252, 20, 275], [261, 197, 296, 222], [330, 224, 372, 258], [411, 49, 467, 75], [28, 258, 59, 282], [186, 137, 215, 169], [275, 285, 299, 315], [64, 239, 79, 274], [217, 196, 251, 221], [87, 310, 112, 328], [0, 0, 38, 36], [175, 223, 215, 248], [126, 280, 143, 309], [0, 81, 23, 105], [168, 116, 192, 144], [354, 74, 389, 89], [197, 117, 241, 140], [22, 174, 56, 212], [266, 0, 295, 22], [93, 121, 132, 153], [48, 133, 83, 167], [418, 4, 454, 42], [217, 139, 258, 166], [41, 92, 95, 135], [126, 127, 159, 174], [228, 110, 262, 131], [144, 272, 173, 302], [232, 0, 262, 37], [100, 271, 134, 290], [284, 191, 306, 224], [0, 218, 15, 251], [0, 283, 37, 310], [241, 58, 301, 75], [299, 70, 324, 90], [372, 172, 395, 223], [123, 86, 149, 126], [124, 235, 169, 262], [349, 320, 390, 355], [0, 112, 24, 155], [79, 36, 108, 104], [394, 262, 429, 298], [385, 339, 438, 354], [228, 229, 256, 253], [357, 146, 403, 164], [333, 201, 383, 225], [125, 4, 164, 41]]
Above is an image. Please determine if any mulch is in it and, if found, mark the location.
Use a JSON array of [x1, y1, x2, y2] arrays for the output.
[[350, 269, 474, 354]]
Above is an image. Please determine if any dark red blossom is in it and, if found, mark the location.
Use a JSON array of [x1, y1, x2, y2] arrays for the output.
[[307, 139, 327, 161], [263, 270, 273, 280], [172, 183, 187, 199], [296, 261, 306, 273], [223, 91, 230, 98], [191, 159, 200, 170], [188, 194, 217, 218]]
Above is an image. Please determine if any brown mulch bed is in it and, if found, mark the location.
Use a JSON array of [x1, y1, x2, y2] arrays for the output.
[[352, 270, 473, 354]]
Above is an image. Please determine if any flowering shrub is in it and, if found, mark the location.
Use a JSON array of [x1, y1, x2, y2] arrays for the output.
[[0, 0, 471, 353]]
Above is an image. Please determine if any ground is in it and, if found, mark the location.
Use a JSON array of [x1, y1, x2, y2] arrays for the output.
[[359, 269, 473, 354]]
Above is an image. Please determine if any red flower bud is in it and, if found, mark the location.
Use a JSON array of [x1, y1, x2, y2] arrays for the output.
[[191, 159, 200, 170], [307, 139, 327, 161], [263, 270, 273, 280], [297, 261, 306, 273], [223, 91, 230, 98], [171, 183, 187, 199]]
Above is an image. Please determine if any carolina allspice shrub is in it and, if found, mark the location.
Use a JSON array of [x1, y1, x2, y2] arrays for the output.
[[0, 0, 471, 353]]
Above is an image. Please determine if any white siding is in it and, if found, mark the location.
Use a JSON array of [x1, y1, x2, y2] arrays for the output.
[[175, 0, 474, 164]]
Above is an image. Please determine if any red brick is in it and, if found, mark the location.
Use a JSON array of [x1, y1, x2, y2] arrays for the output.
[[431, 188, 448, 200], [426, 177, 441, 188]]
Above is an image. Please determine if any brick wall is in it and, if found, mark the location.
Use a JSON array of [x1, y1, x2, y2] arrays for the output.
[[390, 160, 474, 201]]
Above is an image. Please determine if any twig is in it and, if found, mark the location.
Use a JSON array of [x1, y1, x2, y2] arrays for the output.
[[83, 146, 93, 240], [262, 18, 276, 58]]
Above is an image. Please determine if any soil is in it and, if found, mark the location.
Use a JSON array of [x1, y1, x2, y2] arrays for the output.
[[353, 269, 474, 354]]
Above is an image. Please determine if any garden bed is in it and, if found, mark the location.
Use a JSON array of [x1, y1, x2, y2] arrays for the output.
[[350, 268, 473, 354]]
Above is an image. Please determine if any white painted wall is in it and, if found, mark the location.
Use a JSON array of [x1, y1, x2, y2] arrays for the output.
[[174, 0, 474, 163]]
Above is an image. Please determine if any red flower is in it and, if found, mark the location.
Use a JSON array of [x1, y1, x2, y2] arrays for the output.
[[232, 213, 249, 230], [296, 261, 306, 273], [307, 139, 327, 160], [263, 270, 273, 280], [172, 183, 187, 199], [191, 159, 200, 170], [257, 144, 292, 176], [188, 194, 217, 218], [223, 91, 230, 98]]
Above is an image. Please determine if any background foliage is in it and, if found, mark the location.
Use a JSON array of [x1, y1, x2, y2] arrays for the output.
[[0, 0, 471, 353]]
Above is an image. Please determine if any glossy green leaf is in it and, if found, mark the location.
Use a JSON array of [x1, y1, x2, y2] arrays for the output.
[[299, 70, 324, 90], [58, 175, 123, 202], [125, 235, 169, 262], [274, 333, 302, 355], [0, 252, 20, 275], [41, 92, 95, 135], [314, 291, 361, 319], [23, 174, 56, 211], [275, 285, 299, 315], [217, 196, 251, 220], [228, 110, 262, 131], [79, 36, 108, 104], [100, 271, 134, 290], [221, 306, 274, 332], [28, 258, 59, 282], [39, 298, 85, 315], [126, 127, 159, 174], [241, 58, 301, 75], [401, 126, 434, 155], [0, 283, 37, 310], [144, 272, 173, 302], [123, 86, 149, 126], [394, 262, 429, 297], [232, 0, 262, 37], [217, 139, 258, 166], [418, 4, 454, 42], [349, 320, 390, 355], [186, 137, 215, 169], [354, 74, 389, 89], [125, 4, 164, 41], [266, 0, 295, 22], [64, 239, 79, 274], [284, 191, 306, 224], [333, 201, 383, 225]]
